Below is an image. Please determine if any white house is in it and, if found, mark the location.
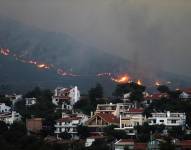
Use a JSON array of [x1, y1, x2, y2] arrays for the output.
[[0, 103, 11, 113], [25, 98, 37, 106], [148, 111, 186, 127], [95, 103, 135, 117], [54, 113, 88, 139], [0, 111, 22, 124], [179, 92, 191, 100], [52, 86, 80, 109], [115, 108, 146, 136]]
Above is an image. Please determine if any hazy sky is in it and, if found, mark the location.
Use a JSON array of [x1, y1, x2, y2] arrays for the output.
[[0, 0, 191, 76]]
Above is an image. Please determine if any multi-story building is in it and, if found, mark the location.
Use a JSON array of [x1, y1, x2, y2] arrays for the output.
[[148, 111, 186, 126], [52, 86, 80, 110], [95, 103, 135, 117], [115, 108, 146, 136], [0, 111, 22, 124], [54, 113, 88, 139], [142, 93, 169, 107]]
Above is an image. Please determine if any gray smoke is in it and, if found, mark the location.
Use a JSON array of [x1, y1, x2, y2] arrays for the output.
[[0, 0, 191, 77]]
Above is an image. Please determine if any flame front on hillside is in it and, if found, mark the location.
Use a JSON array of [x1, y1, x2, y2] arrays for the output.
[[111, 74, 131, 84]]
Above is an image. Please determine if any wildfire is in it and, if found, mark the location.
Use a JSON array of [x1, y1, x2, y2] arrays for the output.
[[37, 64, 50, 69], [0, 48, 10, 56], [137, 79, 142, 85], [112, 74, 131, 84], [155, 81, 160, 86], [0, 48, 178, 85]]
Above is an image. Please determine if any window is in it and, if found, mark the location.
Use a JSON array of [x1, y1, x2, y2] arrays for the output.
[[171, 120, 177, 124], [160, 120, 164, 123]]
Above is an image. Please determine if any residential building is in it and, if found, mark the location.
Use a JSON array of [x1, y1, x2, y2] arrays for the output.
[[179, 92, 191, 100], [0, 103, 11, 113], [95, 103, 135, 117], [148, 111, 186, 126], [0, 111, 22, 124], [142, 93, 169, 107], [85, 113, 119, 133], [115, 108, 146, 136], [52, 86, 80, 110], [54, 113, 88, 139], [25, 97, 37, 106]]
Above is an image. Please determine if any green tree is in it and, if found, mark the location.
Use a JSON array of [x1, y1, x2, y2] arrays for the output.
[[113, 82, 145, 102], [157, 85, 170, 93], [104, 125, 127, 141], [0, 121, 8, 135], [88, 83, 104, 109], [77, 125, 90, 139]]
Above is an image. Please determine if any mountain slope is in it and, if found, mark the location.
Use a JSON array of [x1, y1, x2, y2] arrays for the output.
[[0, 17, 129, 74], [0, 17, 190, 94]]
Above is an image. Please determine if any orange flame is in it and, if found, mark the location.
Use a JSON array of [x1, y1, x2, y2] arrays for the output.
[[0, 48, 10, 56], [155, 81, 160, 86], [37, 64, 50, 69], [137, 79, 142, 85], [112, 74, 131, 84]]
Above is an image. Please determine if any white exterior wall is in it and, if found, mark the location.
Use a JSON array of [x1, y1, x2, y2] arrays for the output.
[[52, 86, 80, 106], [0, 111, 22, 125], [25, 98, 37, 106], [148, 111, 186, 126], [95, 103, 135, 117], [69, 86, 80, 105], [0, 103, 11, 113], [54, 119, 80, 135], [180, 92, 190, 99]]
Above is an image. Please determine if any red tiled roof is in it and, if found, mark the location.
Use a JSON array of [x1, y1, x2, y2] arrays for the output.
[[97, 113, 119, 124], [134, 143, 147, 150], [179, 140, 191, 148], [128, 108, 144, 113], [181, 88, 191, 94], [144, 93, 168, 100]]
